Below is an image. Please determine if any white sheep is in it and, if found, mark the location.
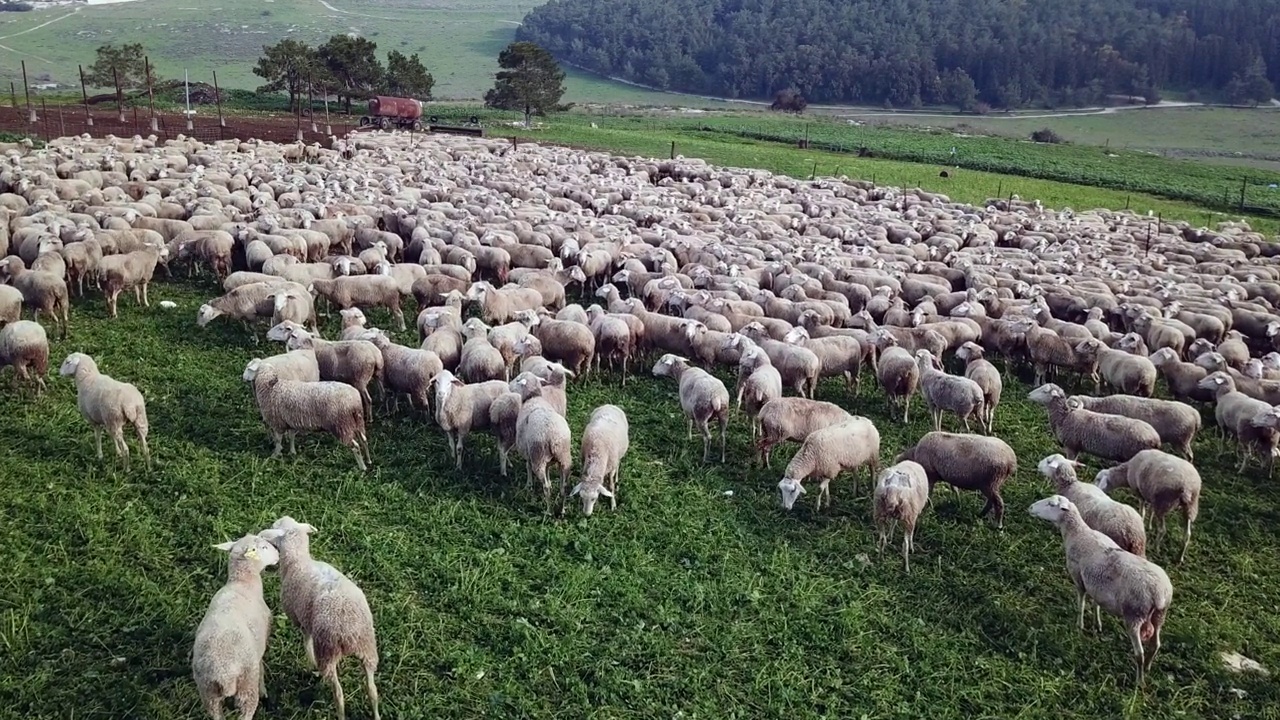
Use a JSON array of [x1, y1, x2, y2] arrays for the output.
[[1037, 453, 1146, 556], [1096, 450, 1202, 563], [651, 353, 730, 463], [59, 352, 151, 470], [572, 404, 630, 515], [778, 416, 881, 511], [191, 534, 279, 720], [873, 460, 931, 571], [431, 369, 508, 469], [242, 359, 371, 471], [512, 373, 574, 514]]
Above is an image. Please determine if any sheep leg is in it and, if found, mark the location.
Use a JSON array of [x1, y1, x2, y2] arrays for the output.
[[93, 427, 104, 460], [1144, 609, 1165, 676], [1126, 621, 1146, 686], [288, 431, 298, 456], [1075, 586, 1088, 631], [1154, 516, 1167, 554], [321, 659, 346, 720], [455, 432, 468, 470], [268, 429, 284, 458], [1179, 513, 1193, 564], [686, 417, 693, 441], [360, 654, 381, 720], [141, 281, 150, 307], [393, 307, 406, 332], [901, 396, 911, 424], [114, 431, 130, 470], [351, 440, 367, 472], [234, 672, 259, 720], [497, 445, 509, 477], [136, 424, 151, 471], [875, 521, 889, 554], [697, 416, 713, 463], [608, 466, 619, 510], [978, 489, 1004, 529], [303, 633, 317, 669], [719, 412, 728, 463], [902, 522, 914, 572]]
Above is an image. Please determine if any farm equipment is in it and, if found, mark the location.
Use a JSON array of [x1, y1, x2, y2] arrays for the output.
[[360, 96, 423, 130]]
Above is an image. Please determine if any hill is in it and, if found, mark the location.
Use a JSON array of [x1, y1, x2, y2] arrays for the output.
[[518, 0, 1280, 108]]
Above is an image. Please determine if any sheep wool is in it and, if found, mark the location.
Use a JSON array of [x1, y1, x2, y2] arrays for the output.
[[778, 416, 881, 512]]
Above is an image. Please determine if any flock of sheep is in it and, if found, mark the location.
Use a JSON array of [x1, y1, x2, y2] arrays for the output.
[[0, 125, 1274, 717]]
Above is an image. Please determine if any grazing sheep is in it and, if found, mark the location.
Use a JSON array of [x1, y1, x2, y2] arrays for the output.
[[191, 534, 279, 720], [1071, 395, 1201, 460], [1196, 371, 1279, 473], [755, 396, 854, 468], [777, 416, 881, 511], [1029, 495, 1172, 685], [651, 353, 730, 463], [361, 328, 443, 414], [875, 344, 920, 423], [0, 319, 48, 395], [199, 281, 308, 337], [1096, 450, 1202, 563], [512, 372, 574, 514], [956, 341, 1001, 432], [258, 517, 380, 720], [873, 461, 931, 571], [0, 256, 69, 339], [59, 352, 151, 470], [896, 431, 1017, 527], [310, 275, 405, 331], [571, 404, 630, 515], [242, 359, 371, 471], [1038, 454, 1146, 556], [431, 369, 508, 469], [1028, 384, 1161, 463], [916, 349, 985, 432]]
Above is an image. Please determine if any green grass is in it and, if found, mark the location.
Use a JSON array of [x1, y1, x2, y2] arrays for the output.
[[2, 274, 1280, 718], [0, 0, 699, 104]]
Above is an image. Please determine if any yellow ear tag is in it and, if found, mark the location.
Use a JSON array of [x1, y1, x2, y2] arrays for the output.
[[244, 547, 259, 560]]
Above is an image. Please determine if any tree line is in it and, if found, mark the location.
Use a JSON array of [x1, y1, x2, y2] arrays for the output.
[[517, 0, 1280, 108]]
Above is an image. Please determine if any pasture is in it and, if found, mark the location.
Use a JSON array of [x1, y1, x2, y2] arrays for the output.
[[1, 271, 1278, 718]]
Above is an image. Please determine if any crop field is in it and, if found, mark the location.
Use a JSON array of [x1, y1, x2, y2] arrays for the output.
[[1, 270, 1279, 718], [0, 0, 690, 104]]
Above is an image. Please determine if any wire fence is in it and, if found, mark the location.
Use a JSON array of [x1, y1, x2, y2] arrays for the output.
[[0, 104, 359, 146]]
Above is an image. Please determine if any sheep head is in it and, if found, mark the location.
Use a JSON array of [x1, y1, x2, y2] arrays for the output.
[[569, 479, 613, 517], [213, 534, 280, 572], [195, 303, 223, 328], [1036, 453, 1081, 487], [1026, 383, 1065, 406], [777, 478, 806, 510], [651, 354, 687, 379]]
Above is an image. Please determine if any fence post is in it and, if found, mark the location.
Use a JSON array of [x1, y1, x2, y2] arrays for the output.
[[78, 65, 93, 127], [112, 66, 125, 123], [212, 71, 225, 128], [308, 79, 317, 133], [810, 160, 818, 180], [295, 90, 303, 141], [133, 105, 139, 135], [41, 98, 48, 139], [670, 141, 675, 159], [1240, 177, 1248, 210], [145, 56, 157, 132], [1124, 195, 1130, 210], [323, 88, 331, 135], [8, 82, 15, 110], [58, 105, 64, 138], [21, 61, 33, 123]]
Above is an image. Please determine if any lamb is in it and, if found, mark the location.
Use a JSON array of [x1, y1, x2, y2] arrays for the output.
[[755, 396, 854, 468], [242, 359, 371, 471], [1096, 450, 1202, 563], [459, 318, 508, 383], [0, 256, 69, 339], [571, 404, 630, 516], [1038, 454, 1146, 556], [873, 461, 931, 572], [1070, 395, 1201, 460], [651, 353, 730, 463], [361, 328, 443, 414], [735, 344, 783, 439], [916, 349, 985, 432], [258, 517, 380, 720], [1092, 342, 1157, 397], [59, 352, 151, 470], [875, 343, 920, 423], [191, 534, 279, 720], [274, 324, 384, 422], [512, 373, 574, 514], [955, 341, 1001, 432], [895, 431, 1017, 527], [0, 319, 48, 395], [309, 275, 405, 331], [431, 369, 509, 469], [1027, 384, 1161, 463], [777, 416, 881, 512], [1028, 495, 1172, 685]]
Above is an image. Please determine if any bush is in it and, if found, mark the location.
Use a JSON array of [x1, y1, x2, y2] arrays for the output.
[[770, 87, 807, 113], [1030, 128, 1063, 144]]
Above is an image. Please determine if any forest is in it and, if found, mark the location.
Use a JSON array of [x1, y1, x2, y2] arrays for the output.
[[517, 0, 1280, 107]]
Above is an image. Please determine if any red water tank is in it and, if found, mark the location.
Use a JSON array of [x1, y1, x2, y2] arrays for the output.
[[368, 96, 423, 120]]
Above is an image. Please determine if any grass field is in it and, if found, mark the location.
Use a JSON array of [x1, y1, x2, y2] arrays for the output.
[[1, 273, 1279, 718]]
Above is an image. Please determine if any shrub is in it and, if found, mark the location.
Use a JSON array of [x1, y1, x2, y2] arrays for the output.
[[1030, 128, 1064, 144]]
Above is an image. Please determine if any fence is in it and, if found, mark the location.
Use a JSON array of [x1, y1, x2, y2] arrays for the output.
[[0, 104, 359, 146]]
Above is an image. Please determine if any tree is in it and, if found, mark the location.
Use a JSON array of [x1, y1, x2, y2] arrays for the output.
[[385, 51, 434, 99], [941, 68, 978, 111], [1228, 56, 1275, 107], [254, 39, 321, 112], [770, 87, 807, 112], [484, 41, 568, 126], [317, 35, 384, 113], [85, 43, 149, 90]]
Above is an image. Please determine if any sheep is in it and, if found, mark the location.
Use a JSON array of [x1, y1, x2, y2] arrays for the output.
[[736, 324, 821, 397], [1038, 454, 1146, 556], [512, 373, 574, 514], [431, 369, 508, 469], [242, 359, 371, 471], [1196, 371, 1279, 473], [274, 324, 384, 422], [1027, 326, 1100, 387], [258, 348, 321, 383], [0, 284, 21, 326], [1028, 495, 1172, 686], [59, 352, 151, 470], [532, 318, 597, 377], [873, 461, 931, 571], [488, 387, 523, 478], [651, 353, 730, 463], [258, 517, 380, 720], [459, 318, 508, 383], [0, 256, 69, 339], [361, 328, 443, 414], [0, 319, 48, 395], [199, 281, 308, 337], [896, 431, 1017, 527], [270, 287, 317, 332], [955, 341, 1001, 432], [735, 344, 783, 439], [875, 344, 920, 423], [1027, 384, 1161, 463], [777, 416, 881, 511], [96, 243, 168, 318], [916, 349, 986, 432], [1096, 450, 1202, 563], [586, 305, 633, 382], [466, 281, 543, 324], [309, 275, 405, 331], [571, 404, 630, 516], [755, 396, 854, 468], [1149, 347, 1213, 403], [1092, 342, 1157, 397], [191, 534, 280, 720], [1070, 395, 1201, 460], [339, 307, 368, 340]]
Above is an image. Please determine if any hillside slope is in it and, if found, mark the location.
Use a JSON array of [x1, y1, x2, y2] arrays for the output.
[[518, 0, 1280, 107]]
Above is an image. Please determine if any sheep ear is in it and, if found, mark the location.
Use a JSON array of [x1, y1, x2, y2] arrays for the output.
[[599, 486, 614, 498], [213, 541, 236, 552], [569, 483, 582, 497], [258, 529, 284, 542], [298, 523, 317, 534], [796, 484, 807, 494]]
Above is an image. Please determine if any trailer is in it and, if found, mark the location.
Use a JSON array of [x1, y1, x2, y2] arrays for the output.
[[359, 96, 423, 130]]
